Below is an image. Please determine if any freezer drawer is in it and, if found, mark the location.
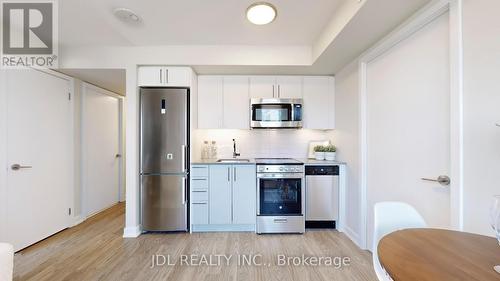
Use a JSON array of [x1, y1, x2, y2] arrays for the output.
[[141, 175, 188, 231]]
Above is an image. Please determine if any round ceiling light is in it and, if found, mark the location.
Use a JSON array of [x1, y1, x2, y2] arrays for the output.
[[113, 8, 141, 23], [246, 2, 277, 25]]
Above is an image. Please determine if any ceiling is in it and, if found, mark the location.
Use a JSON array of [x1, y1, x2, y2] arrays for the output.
[[56, 69, 126, 95], [58, 0, 432, 79], [193, 0, 431, 75], [59, 0, 343, 47]]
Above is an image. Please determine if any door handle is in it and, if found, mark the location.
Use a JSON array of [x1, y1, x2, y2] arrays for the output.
[[227, 167, 230, 182], [115, 154, 122, 158], [272, 85, 275, 98], [274, 218, 288, 223], [421, 175, 450, 186], [233, 167, 236, 182], [166, 69, 169, 84], [11, 164, 32, 171], [496, 123, 500, 127], [278, 85, 281, 98], [159, 69, 162, 84]]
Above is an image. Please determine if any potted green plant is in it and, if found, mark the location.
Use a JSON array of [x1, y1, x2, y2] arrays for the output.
[[314, 145, 326, 160], [325, 145, 337, 161]]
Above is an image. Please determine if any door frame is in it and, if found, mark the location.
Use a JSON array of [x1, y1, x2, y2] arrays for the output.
[[0, 68, 75, 242], [358, 0, 464, 250], [81, 82, 125, 218]]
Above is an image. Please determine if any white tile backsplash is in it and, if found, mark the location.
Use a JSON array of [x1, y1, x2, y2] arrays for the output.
[[192, 129, 333, 160]]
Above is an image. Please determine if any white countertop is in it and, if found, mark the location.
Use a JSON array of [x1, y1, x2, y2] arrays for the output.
[[191, 158, 345, 165], [299, 159, 346, 166]]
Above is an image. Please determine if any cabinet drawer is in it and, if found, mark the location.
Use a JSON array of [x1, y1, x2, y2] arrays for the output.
[[191, 202, 209, 225], [191, 166, 209, 177], [191, 178, 208, 189], [191, 190, 209, 201]]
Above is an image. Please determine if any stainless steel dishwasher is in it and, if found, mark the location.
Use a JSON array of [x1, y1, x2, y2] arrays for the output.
[[305, 165, 339, 229]]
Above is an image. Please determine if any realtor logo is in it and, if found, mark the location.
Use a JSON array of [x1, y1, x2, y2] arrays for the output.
[[1, 0, 58, 68]]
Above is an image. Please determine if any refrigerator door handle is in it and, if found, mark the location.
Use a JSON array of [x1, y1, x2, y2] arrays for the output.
[[181, 145, 186, 173], [182, 176, 187, 205]]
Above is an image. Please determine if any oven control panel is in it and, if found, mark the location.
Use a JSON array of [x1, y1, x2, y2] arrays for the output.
[[257, 165, 304, 173]]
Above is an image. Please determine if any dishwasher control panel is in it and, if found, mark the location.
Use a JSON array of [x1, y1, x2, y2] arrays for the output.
[[305, 165, 339, 175]]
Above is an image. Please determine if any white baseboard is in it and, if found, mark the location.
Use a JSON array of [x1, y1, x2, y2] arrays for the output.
[[123, 225, 141, 238], [343, 225, 364, 250], [70, 215, 86, 227]]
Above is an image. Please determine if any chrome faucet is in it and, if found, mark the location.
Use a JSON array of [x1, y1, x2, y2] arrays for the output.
[[232, 139, 240, 158]]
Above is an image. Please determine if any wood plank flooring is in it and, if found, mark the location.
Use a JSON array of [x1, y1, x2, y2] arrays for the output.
[[13, 203, 376, 281]]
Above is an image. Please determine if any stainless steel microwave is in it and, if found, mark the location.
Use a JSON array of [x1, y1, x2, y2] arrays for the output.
[[250, 98, 303, 129]]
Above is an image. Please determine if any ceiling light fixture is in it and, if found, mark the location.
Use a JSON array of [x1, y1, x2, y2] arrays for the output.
[[246, 2, 277, 25], [113, 8, 141, 23]]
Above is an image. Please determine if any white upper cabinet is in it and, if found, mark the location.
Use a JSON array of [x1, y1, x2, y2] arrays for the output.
[[275, 76, 303, 99], [198, 76, 223, 129], [249, 76, 276, 98], [138, 66, 191, 87], [198, 75, 335, 130], [249, 76, 303, 99], [303, 77, 335, 129], [223, 76, 250, 129]]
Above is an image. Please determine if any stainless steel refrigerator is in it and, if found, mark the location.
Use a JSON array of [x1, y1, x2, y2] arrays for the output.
[[140, 88, 189, 232]]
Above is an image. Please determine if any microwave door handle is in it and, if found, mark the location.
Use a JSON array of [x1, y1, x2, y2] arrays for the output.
[[291, 104, 295, 122]]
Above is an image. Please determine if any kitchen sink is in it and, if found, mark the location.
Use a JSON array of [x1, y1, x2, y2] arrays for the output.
[[216, 159, 251, 163]]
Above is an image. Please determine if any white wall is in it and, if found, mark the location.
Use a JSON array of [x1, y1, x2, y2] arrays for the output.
[[462, 0, 500, 236], [329, 61, 361, 244], [193, 129, 333, 160], [332, 0, 500, 247], [0, 71, 7, 242]]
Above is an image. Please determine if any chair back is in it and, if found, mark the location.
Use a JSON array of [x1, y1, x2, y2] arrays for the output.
[[372, 202, 427, 281]]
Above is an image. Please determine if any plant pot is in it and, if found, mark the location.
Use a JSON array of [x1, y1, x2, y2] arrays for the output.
[[315, 152, 325, 160], [325, 152, 336, 161]]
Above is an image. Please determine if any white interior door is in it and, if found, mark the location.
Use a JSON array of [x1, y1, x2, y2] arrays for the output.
[[366, 14, 451, 249], [83, 84, 120, 217], [6, 70, 72, 251]]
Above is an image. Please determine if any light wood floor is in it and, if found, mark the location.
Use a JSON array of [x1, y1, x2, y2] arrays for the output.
[[14, 203, 376, 281]]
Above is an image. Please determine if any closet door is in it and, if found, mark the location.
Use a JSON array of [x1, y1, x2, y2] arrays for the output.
[[6, 70, 72, 251]]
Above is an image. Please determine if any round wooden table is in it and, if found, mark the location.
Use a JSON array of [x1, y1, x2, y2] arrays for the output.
[[378, 229, 500, 281]]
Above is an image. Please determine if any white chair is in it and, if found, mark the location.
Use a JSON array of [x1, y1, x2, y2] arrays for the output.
[[0, 243, 14, 281], [372, 202, 427, 281]]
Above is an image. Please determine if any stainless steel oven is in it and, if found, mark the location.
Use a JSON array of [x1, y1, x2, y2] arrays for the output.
[[256, 159, 305, 234], [250, 98, 303, 129]]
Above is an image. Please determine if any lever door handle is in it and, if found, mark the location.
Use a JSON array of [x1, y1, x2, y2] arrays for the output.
[[11, 164, 32, 171], [421, 175, 450, 186]]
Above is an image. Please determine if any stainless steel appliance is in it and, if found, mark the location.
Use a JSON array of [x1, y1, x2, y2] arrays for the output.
[[256, 158, 305, 233], [140, 88, 189, 232], [305, 166, 339, 229], [250, 98, 303, 129]]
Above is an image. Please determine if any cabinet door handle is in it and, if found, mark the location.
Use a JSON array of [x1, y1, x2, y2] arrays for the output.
[[159, 69, 162, 84], [166, 69, 169, 84], [234, 167, 237, 182], [278, 85, 280, 98], [272, 85, 275, 97], [227, 167, 230, 182]]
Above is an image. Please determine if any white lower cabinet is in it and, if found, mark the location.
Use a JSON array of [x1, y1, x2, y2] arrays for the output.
[[209, 165, 232, 224], [190, 164, 256, 232]]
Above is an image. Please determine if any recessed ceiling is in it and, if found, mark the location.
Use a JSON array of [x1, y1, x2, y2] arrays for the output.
[[56, 69, 126, 96], [59, 0, 343, 47]]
